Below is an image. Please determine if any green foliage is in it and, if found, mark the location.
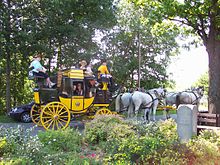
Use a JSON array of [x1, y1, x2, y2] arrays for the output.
[[84, 115, 135, 144], [38, 128, 82, 152], [0, 115, 16, 123], [187, 130, 220, 164], [0, 0, 116, 112], [106, 119, 179, 163], [103, 0, 180, 89], [193, 71, 209, 95], [1, 118, 220, 164], [0, 137, 7, 157]]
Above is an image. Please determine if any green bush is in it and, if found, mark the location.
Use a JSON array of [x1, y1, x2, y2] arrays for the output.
[[0, 137, 7, 156], [1, 116, 220, 164], [0, 158, 29, 165], [187, 130, 220, 165], [84, 114, 136, 144], [103, 118, 179, 163], [38, 128, 82, 152]]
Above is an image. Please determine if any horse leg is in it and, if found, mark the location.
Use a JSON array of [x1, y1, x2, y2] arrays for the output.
[[152, 102, 159, 121], [164, 104, 171, 119], [143, 108, 150, 123], [134, 104, 141, 122], [166, 108, 170, 119]]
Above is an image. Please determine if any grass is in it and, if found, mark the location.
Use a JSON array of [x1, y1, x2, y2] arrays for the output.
[[0, 114, 17, 123]]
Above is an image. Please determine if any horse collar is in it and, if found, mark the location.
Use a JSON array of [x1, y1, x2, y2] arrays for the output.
[[147, 92, 154, 100]]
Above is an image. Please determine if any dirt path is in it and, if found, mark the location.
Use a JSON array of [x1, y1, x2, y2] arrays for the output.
[[0, 114, 177, 136]]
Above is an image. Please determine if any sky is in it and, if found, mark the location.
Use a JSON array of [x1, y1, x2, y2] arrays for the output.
[[167, 46, 208, 90]]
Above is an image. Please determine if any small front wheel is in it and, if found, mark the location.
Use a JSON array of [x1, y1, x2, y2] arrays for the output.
[[96, 108, 112, 115]]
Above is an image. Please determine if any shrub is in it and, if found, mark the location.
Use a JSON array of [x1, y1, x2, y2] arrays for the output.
[[187, 130, 220, 164], [38, 128, 82, 152], [145, 119, 178, 145], [0, 137, 7, 157], [84, 114, 136, 145], [104, 118, 180, 163]]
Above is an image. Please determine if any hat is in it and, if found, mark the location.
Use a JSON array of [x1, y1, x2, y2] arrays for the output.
[[101, 59, 107, 63], [34, 53, 42, 58], [79, 60, 87, 66]]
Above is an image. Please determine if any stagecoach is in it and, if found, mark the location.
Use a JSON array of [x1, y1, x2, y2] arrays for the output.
[[30, 69, 115, 130]]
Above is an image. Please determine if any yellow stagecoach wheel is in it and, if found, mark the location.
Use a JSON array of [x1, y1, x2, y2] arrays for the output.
[[96, 108, 112, 116], [40, 102, 71, 130], [30, 104, 42, 126]]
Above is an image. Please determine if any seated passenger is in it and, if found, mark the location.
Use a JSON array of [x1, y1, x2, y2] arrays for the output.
[[85, 62, 94, 77], [29, 53, 55, 88], [73, 83, 83, 96], [79, 60, 87, 71]]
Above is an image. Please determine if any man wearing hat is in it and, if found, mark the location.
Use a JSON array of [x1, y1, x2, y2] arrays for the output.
[[79, 60, 87, 70]]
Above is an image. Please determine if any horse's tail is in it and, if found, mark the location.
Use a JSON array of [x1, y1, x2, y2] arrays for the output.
[[128, 99, 134, 118], [115, 94, 122, 113], [176, 94, 181, 108]]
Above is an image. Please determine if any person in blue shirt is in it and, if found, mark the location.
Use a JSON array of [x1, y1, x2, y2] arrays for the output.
[[29, 53, 55, 88]]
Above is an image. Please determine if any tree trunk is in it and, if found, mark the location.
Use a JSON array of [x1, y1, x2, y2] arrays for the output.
[[5, 0, 11, 113], [206, 26, 220, 114]]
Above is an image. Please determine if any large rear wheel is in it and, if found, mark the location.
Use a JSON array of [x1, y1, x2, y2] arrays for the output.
[[40, 102, 71, 130], [30, 104, 42, 126]]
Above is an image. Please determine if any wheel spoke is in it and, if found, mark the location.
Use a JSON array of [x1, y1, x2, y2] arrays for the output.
[[41, 116, 52, 119], [32, 114, 40, 117], [55, 120, 59, 129], [58, 120, 64, 127], [52, 104, 56, 113], [59, 111, 68, 116], [59, 118, 68, 123], [43, 111, 53, 116], [47, 106, 54, 114], [57, 106, 65, 114], [34, 116, 40, 120], [43, 118, 53, 125], [46, 120, 54, 129], [32, 109, 39, 113], [52, 121, 56, 130], [59, 115, 69, 118]]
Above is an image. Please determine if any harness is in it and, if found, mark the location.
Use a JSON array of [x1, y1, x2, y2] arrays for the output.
[[178, 90, 202, 105], [142, 91, 158, 109], [191, 91, 201, 105]]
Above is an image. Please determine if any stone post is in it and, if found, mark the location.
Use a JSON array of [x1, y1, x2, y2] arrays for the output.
[[177, 104, 198, 142]]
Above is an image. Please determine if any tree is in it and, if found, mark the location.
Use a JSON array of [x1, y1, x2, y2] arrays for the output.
[[102, 0, 179, 89], [193, 72, 209, 95], [0, 0, 116, 113], [134, 0, 220, 114]]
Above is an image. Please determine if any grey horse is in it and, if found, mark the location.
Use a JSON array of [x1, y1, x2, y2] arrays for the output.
[[115, 87, 166, 123]]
